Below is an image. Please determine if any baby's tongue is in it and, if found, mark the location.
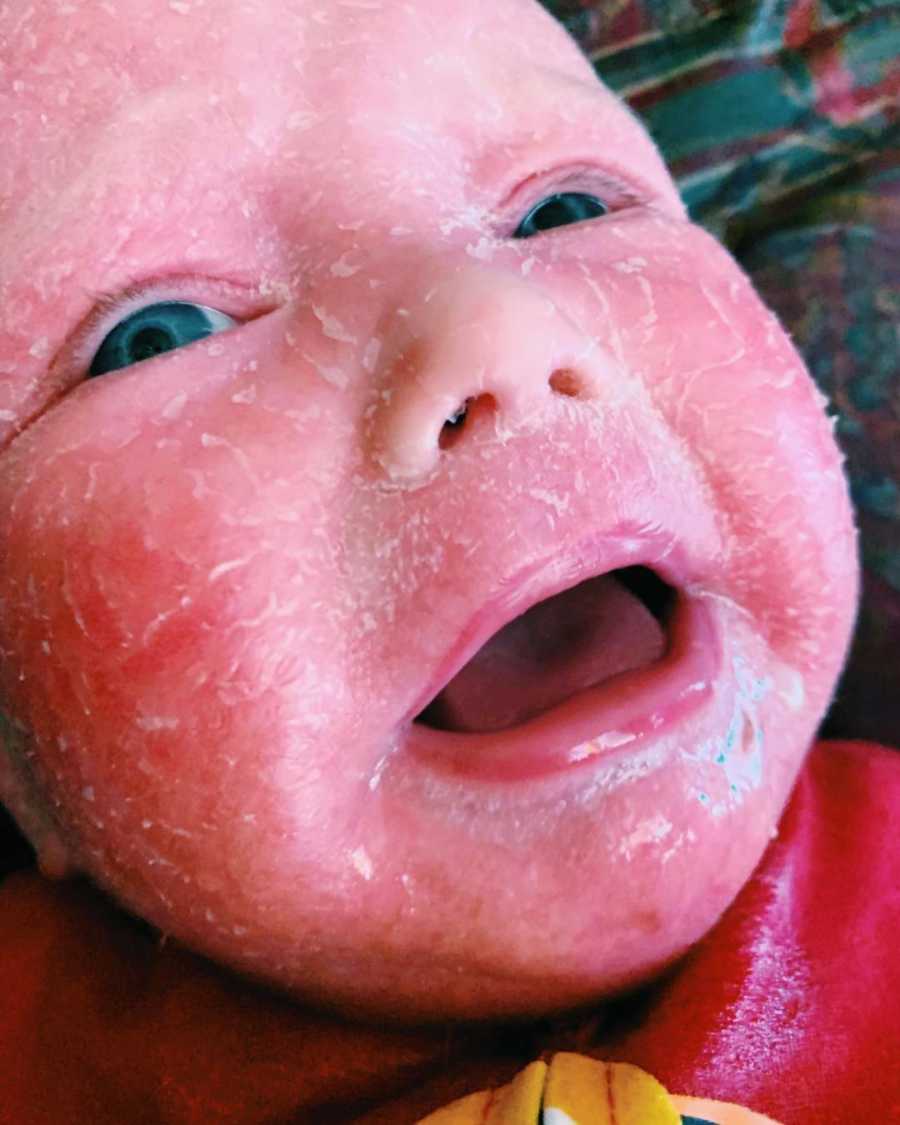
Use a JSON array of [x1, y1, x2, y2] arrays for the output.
[[430, 574, 666, 733]]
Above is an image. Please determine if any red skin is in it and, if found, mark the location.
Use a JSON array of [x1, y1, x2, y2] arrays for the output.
[[0, 0, 857, 1020]]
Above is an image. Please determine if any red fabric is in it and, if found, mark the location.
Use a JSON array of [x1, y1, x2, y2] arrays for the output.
[[0, 740, 897, 1124]]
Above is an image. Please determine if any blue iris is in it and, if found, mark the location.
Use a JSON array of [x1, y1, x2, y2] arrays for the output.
[[514, 191, 608, 238], [89, 301, 236, 377]]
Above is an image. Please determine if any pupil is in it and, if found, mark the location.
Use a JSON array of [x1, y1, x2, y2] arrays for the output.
[[515, 192, 608, 239], [129, 325, 177, 362], [532, 197, 575, 232]]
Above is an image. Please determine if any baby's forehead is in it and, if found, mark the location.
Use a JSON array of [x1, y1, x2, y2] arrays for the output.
[[2, 0, 609, 221], [3, 0, 593, 121]]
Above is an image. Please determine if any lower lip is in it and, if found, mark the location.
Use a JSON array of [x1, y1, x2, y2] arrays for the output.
[[403, 594, 719, 782]]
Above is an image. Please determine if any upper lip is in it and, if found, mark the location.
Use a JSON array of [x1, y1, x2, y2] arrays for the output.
[[404, 521, 703, 726]]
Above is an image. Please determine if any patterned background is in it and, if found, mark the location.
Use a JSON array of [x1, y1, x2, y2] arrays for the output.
[[542, 0, 900, 746]]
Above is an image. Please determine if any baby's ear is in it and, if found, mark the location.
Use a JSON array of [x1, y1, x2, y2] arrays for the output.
[[0, 714, 73, 879]]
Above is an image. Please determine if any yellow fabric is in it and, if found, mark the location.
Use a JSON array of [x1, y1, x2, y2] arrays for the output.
[[416, 1052, 785, 1124], [542, 1054, 680, 1124], [417, 1061, 546, 1124]]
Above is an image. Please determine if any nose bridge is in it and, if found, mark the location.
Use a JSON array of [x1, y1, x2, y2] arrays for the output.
[[368, 267, 609, 485]]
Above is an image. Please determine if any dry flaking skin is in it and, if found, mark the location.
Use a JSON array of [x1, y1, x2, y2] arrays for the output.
[[0, 0, 857, 1020]]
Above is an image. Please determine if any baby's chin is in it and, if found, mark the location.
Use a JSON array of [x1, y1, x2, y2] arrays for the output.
[[313, 680, 819, 1021], [314, 573, 840, 1019]]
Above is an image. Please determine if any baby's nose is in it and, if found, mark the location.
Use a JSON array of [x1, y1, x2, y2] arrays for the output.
[[367, 268, 613, 485]]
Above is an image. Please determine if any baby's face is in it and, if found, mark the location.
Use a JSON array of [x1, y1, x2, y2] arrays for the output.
[[0, 0, 857, 1019]]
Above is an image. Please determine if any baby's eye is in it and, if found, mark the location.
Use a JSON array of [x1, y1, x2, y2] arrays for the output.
[[89, 301, 237, 377], [513, 191, 608, 239]]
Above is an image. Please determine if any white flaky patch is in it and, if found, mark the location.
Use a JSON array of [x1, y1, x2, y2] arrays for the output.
[[312, 305, 357, 344], [569, 731, 637, 762], [350, 845, 373, 881], [772, 661, 806, 712], [618, 813, 673, 861], [685, 648, 772, 817]]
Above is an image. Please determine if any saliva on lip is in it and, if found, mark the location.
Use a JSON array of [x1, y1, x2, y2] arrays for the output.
[[568, 731, 638, 761]]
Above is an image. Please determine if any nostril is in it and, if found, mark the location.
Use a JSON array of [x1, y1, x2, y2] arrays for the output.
[[439, 394, 496, 451], [436, 370, 586, 457], [549, 368, 583, 398], [439, 398, 472, 450]]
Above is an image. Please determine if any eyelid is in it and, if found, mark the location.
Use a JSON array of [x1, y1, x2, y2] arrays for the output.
[[499, 164, 647, 235], [59, 275, 274, 376]]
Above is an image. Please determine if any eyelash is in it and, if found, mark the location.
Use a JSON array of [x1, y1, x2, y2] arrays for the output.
[[65, 276, 264, 373], [502, 167, 643, 235]]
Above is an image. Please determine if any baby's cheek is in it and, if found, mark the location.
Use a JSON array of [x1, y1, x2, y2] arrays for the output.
[[0, 398, 358, 911], [558, 219, 855, 680], [660, 279, 852, 656]]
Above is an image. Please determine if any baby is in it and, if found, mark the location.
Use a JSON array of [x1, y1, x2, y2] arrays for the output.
[[0, 0, 895, 1121]]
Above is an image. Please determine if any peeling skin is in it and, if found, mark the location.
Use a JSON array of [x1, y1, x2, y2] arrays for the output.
[[0, 0, 859, 1021], [681, 648, 774, 819]]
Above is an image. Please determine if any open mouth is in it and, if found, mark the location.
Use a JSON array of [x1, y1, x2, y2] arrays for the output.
[[415, 566, 677, 735], [404, 533, 719, 782]]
